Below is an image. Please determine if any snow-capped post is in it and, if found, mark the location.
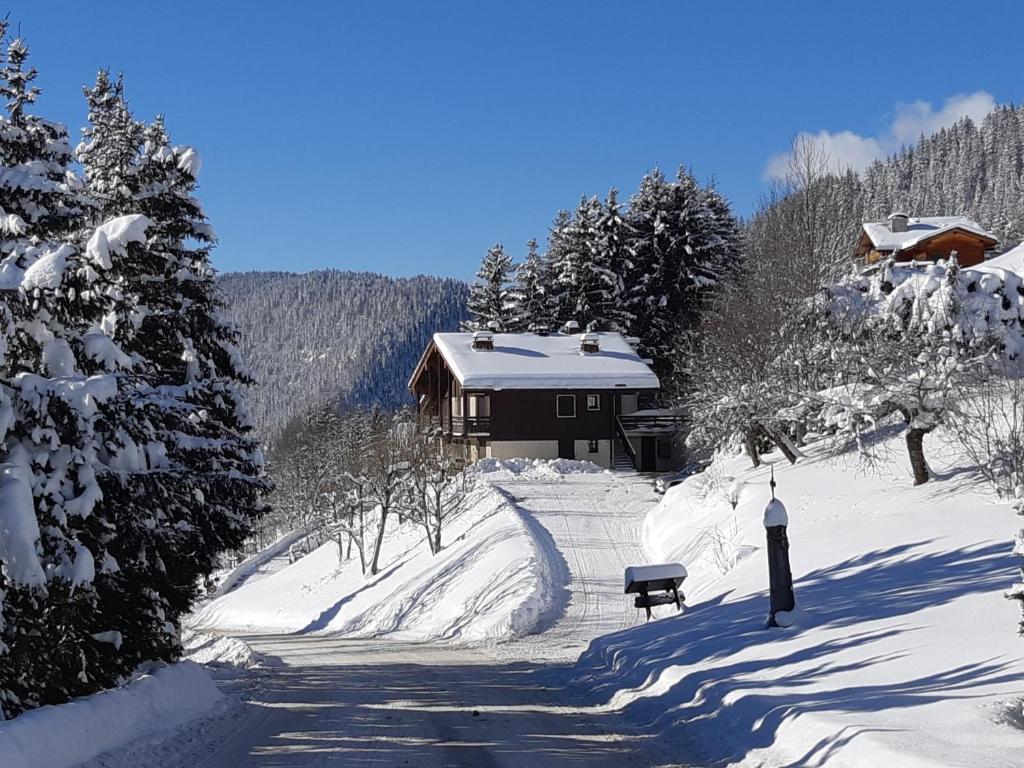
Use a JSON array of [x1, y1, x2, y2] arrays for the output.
[[764, 464, 795, 627]]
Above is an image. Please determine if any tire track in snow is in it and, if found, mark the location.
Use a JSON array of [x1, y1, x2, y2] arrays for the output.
[[489, 471, 658, 662]]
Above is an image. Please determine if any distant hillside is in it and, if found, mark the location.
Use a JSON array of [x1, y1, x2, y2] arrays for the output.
[[218, 270, 468, 443], [860, 104, 1024, 248]]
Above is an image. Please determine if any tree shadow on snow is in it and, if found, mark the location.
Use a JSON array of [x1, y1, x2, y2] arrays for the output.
[[569, 540, 1019, 766]]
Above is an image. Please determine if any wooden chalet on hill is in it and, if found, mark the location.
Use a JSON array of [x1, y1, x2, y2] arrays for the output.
[[408, 327, 683, 471], [854, 213, 998, 268]]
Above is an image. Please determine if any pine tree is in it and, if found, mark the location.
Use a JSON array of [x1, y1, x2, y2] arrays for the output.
[[589, 189, 635, 333], [127, 117, 267, 631], [465, 243, 514, 330]]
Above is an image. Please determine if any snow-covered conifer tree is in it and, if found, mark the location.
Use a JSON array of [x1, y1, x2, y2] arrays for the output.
[[507, 238, 555, 332], [0, 27, 117, 717], [548, 194, 631, 332], [627, 167, 741, 380], [77, 71, 144, 219], [465, 243, 514, 330], [76, 103, 267, 671]]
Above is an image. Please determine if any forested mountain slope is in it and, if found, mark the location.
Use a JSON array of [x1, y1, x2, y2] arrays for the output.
[[218, 271, 468, 443], [812, 104, 1024, 250]]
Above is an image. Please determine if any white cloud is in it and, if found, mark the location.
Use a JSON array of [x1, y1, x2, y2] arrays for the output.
[[763, 91, 996, 180]]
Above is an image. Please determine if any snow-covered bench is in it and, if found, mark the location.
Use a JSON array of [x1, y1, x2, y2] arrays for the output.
[[624, 563, 687, 620]]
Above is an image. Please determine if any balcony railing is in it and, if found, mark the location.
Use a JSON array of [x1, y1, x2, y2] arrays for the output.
[[450, 415, 491, 436], [616, 411, 685, 434]]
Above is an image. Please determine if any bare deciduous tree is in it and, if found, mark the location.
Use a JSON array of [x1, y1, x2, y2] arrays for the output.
[[405, 426, 468, 555]]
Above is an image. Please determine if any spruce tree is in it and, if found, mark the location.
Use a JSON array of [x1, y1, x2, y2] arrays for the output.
[[549, 195, 626, 332], [77, 71, 144, 219], [0, 26, 115, 717], [465, 243, 514, 330], [507, 239, 555, 332], [76, 92, 267, 673], [626, 167, 741, 381]]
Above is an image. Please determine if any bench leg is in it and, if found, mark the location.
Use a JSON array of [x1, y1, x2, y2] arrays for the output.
[[640, 585, 652, 621], [671, 583, 682, 612]]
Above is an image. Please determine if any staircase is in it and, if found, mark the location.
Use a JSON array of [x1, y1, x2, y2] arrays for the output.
[[612, 437, 635, 471]]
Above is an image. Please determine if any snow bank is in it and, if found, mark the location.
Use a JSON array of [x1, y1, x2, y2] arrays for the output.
[[0, 662, 221, 768], [577, 431, 1024, 768], [472, 457, 606, 477], [182, 629, 263, 669], [192, 477, 563, 643], [206, 525, 310, 600]]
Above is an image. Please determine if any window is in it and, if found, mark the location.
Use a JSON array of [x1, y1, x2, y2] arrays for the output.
[[587, 440, 599, 454], [587, 394, 600, 411], [556, 394, 576, 418]]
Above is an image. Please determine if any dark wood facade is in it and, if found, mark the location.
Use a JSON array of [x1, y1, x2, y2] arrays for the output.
[[408, 338, 680, 470]]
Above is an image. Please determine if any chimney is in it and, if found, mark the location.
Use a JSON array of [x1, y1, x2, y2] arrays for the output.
[[579, 332, 600, 353], [888, 212, 909, 233], [486, 320, 501, 332], [623, 336, 641, 350], [562, 320, 580, 334], [471, 330, 494, 350]]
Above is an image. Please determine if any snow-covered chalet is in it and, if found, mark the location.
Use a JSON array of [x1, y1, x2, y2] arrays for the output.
[[408, 328, 682, 471], [854, 212, 998, 267]]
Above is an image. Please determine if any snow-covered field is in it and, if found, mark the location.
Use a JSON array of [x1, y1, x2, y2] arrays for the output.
[[572, 429, 1024, 767]]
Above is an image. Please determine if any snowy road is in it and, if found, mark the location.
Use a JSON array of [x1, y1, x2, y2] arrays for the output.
[[96, 635, 682, 768], [87, 471, 683, 767], [493, 471, 657, 661]]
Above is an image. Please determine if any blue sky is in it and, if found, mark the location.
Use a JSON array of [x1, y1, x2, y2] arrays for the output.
[[10, 1, 1024, 278]]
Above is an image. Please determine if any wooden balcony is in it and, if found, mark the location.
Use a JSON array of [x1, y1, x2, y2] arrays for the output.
[[617, 410, 685, 435]]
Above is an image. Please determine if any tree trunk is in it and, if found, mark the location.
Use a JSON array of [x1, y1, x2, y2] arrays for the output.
[[744, 430, 761, 468], [369, 506, 389, 576], [906, 427, 930, 486], [769, 429, 802, 465]]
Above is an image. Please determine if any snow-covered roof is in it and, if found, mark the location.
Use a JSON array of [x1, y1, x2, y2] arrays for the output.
[[862, 216, 997, 252], [425, 332, 660, 390]]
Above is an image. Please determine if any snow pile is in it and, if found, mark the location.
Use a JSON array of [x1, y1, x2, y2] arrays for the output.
[[979, 242, 1024, 276], [575, 431, 1024, 768], [191, 477, 564, 643], [182, 629, 263, 669], [472, 457, 606, 477], [0, 662, 221, 768]]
